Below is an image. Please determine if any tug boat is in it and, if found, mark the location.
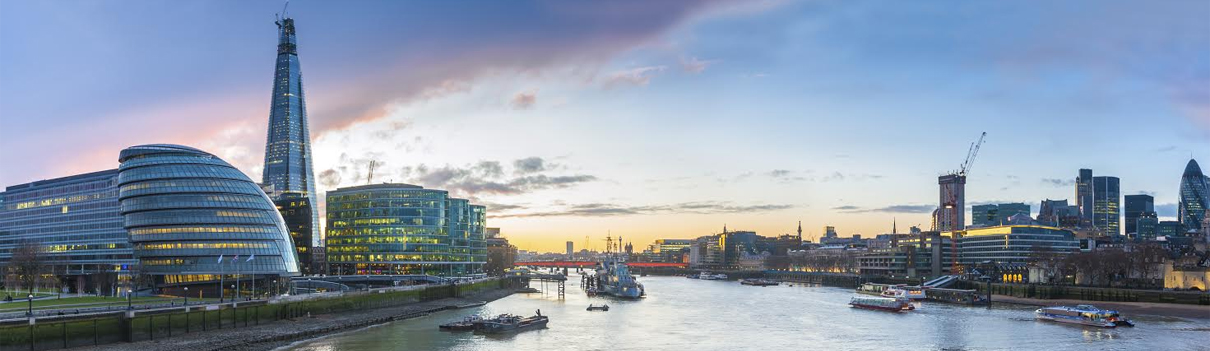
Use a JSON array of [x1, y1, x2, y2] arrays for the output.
[[1034, 305, 1135, 328], [849, 296, 914, 312]]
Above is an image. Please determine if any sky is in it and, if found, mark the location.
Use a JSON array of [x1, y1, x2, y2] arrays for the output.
[[1, 0, 1208, 253]]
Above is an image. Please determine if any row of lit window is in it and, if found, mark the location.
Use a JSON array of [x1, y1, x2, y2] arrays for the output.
[[129, 226, 276, 235], [139, 242, 272, 250]]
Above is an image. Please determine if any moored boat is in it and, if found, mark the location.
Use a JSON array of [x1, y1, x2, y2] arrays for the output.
[[475, 313, 549, 334], [849, 296, 914, 312], [1034, 305, 1134, 328], [740, 278, 779, 286], [439, 315, 482, 331], [587, 304, 610, 311], [699, 272, 728, 280], [881, 286, 926, 300]]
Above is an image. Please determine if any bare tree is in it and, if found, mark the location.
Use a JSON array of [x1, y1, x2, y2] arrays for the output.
[[7, 241, 46, 295]]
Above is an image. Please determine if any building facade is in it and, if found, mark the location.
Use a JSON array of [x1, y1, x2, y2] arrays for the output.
[[324, 184, 485, 276], [934, 174, 966, 232], [1178, 159, 1209, 233], [262, 14, 321, 273], [972, 203, 1030, 228], [1037, 199, 1079, 228], [1123, 194, 1154, 237], [1092, 176, 1120, 236], [0, 169, 138, 295], [1076, 168, 1093, 224], [957, 225, 1080, 265], [117, 144, 300, 295], [858, 231, 953, 279]]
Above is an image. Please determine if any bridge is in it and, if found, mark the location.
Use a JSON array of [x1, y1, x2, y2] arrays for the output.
[[513, 261, 687, 268]]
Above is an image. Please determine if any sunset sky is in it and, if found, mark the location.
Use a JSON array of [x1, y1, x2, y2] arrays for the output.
[[2, 1, 1208, 252]]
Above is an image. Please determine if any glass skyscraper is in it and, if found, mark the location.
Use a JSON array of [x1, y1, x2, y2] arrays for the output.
[[118, 144, 300, 296], [0, 169, 137, 295], [1123, 194, 1154, 236], [1179, 159, 1209, 234], [1092, 176, 1120, 236], [325, 184, 486, 276], [262, 15, 320, 273], [1076, 169, 1094, 225]]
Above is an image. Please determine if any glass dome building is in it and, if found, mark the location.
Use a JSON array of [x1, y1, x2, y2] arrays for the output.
[[117, 144, 300, 294], [1179, 159, 1209, 233]]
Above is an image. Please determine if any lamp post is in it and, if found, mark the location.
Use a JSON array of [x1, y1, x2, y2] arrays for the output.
[[27, 293, 33, 318], [183, 287, 189, 310], [126, 288, 132, 310]]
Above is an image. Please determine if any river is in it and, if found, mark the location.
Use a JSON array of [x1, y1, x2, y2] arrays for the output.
[[282, 274, 1209, 351]]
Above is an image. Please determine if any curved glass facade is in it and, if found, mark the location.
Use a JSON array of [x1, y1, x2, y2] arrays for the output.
[[117, 144, 300, 283], [326, 184, 485, 276], [1179, 159, 1209, 233]]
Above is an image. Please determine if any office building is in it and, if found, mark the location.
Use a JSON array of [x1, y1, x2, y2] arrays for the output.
[[0, 170, 138, 295], [972, 203, 1031, 228], [957, 225, 1080, 265], [1076, 169, 1093, 224], [1092, 176, 1120, 236], [858, 231, 953, 279], [1136, 216, 1159, 241], [1178, 159, 1209, 233], [565, 241, 574, 259], [1123, 194, 1154, 236], [262, 13, 321, 274], [1158, 221, 1183, 238], [1037, 199, 1079, 228], [325, 184, 486, 276], [117, 144, 301, 295]]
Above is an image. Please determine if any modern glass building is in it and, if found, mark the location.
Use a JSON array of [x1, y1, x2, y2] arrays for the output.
[[1178, 159, 1209, 233], [325, 184, 486, 276], [1076, 169, 1094, 224], [117, 144, 300, 295], [1123, 194, 1154, 236], [0, 169, 137, 295], [957, 225, 1079, 265], [971, 203, 1030, 228], [1092, 176, 1120, 236], [262, 14, 320, 272]]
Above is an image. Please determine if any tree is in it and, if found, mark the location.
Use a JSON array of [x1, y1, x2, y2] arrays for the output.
[[7, 241, 46, 295]]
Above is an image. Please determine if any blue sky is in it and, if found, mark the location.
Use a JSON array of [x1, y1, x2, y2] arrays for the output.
[[1, 0, 1207, 251]]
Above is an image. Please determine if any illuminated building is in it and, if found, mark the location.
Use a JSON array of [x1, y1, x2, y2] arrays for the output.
[[0, 169, 137, 295], [971, 203, 1031, 228], [934, 173, 965, 232], [262, 13, 320, 271], [324, 184, 486, 276], [956, 225, 1079, 265], [858, 231, 953, 279], [1092, 176, 1120, 236], [1037, 199, 1079, 228], [1076, 169, 1093, 224], [1178, 159, 1209, 233], [117, 144, 300, 295]]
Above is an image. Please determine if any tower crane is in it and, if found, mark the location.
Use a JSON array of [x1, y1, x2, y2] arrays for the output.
[[959, 132, 987, 176]]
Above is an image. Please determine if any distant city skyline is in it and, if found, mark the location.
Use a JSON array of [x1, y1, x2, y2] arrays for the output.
[[2, 1, 1208, 252]]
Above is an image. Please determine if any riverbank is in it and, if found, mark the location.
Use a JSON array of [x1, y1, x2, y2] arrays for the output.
[[69, 288, 514, 351], [991, 294, 1210, 320]]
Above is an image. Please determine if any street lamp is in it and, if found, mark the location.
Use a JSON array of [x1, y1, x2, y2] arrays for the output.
[[127, 288, 132, 310], [183, 287, 189, 308], [27, 293, 33, 318]]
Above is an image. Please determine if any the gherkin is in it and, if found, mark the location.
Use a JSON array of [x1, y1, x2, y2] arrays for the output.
[[1178, 159, 1209, 233]]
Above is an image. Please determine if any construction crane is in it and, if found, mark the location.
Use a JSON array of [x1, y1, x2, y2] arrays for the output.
[[959, 132, 987, 176], [366, 160, 378, 185]]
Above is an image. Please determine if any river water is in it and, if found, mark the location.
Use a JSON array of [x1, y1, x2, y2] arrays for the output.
[[283, 274, 1209, 351]]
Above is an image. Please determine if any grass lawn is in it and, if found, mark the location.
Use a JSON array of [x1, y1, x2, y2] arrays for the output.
[[0, 296, 203, 312]]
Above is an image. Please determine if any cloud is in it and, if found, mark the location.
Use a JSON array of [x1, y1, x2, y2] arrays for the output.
[[318, 169, 342, 188], [836, 204, 935, 214], [513, 157, 549, 174], [679, 56, 718, 74], [765, 169, 806, 182], [492, 201, 795, 218], [511, 91, 537, 109], [398, 160, 596, 198], [1041, 178, 1075, 187], [604, 66, 667, 88]]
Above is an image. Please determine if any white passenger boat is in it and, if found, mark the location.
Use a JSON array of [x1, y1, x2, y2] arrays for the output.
[[1034, 305, 1135, 328]]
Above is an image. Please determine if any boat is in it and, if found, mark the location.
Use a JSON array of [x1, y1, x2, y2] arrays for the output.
[[881, 286, 926, 300], [475, 313, 549, 334], [1034, 305, 1135, 328], [740, 278, 779, 286], [591, 236, 645, 299], [439, 315, 482, 331], [516, 287, 541, 294], [849, 296, 914, 312], [699, 272, 728, 280], [586, 304, 610, 311], [856, 283, 884, 296]]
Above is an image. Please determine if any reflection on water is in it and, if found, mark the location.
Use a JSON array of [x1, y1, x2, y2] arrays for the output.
[[283, 274, 1210, 351]]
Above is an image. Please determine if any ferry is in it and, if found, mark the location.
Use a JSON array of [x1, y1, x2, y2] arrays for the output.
[[1034, 305, 1135, 328], [474, 312, 549, 334], [740, 278, 779, 286], [849, 296, 914, 312], [881, 286, 926, 300], [699, 272, 728, 280], [856, 283, 884, 296], [438, 315, 482, 331]]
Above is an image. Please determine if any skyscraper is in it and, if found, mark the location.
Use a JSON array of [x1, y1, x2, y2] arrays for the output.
[[1076, 169, 1093, 225], [1178, 159, 1209, 233], [262, 14, 320, 274], [1123, 194, 1154, 236], [935, 174, 965, 232], [1092, 176, 1120, 236]]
